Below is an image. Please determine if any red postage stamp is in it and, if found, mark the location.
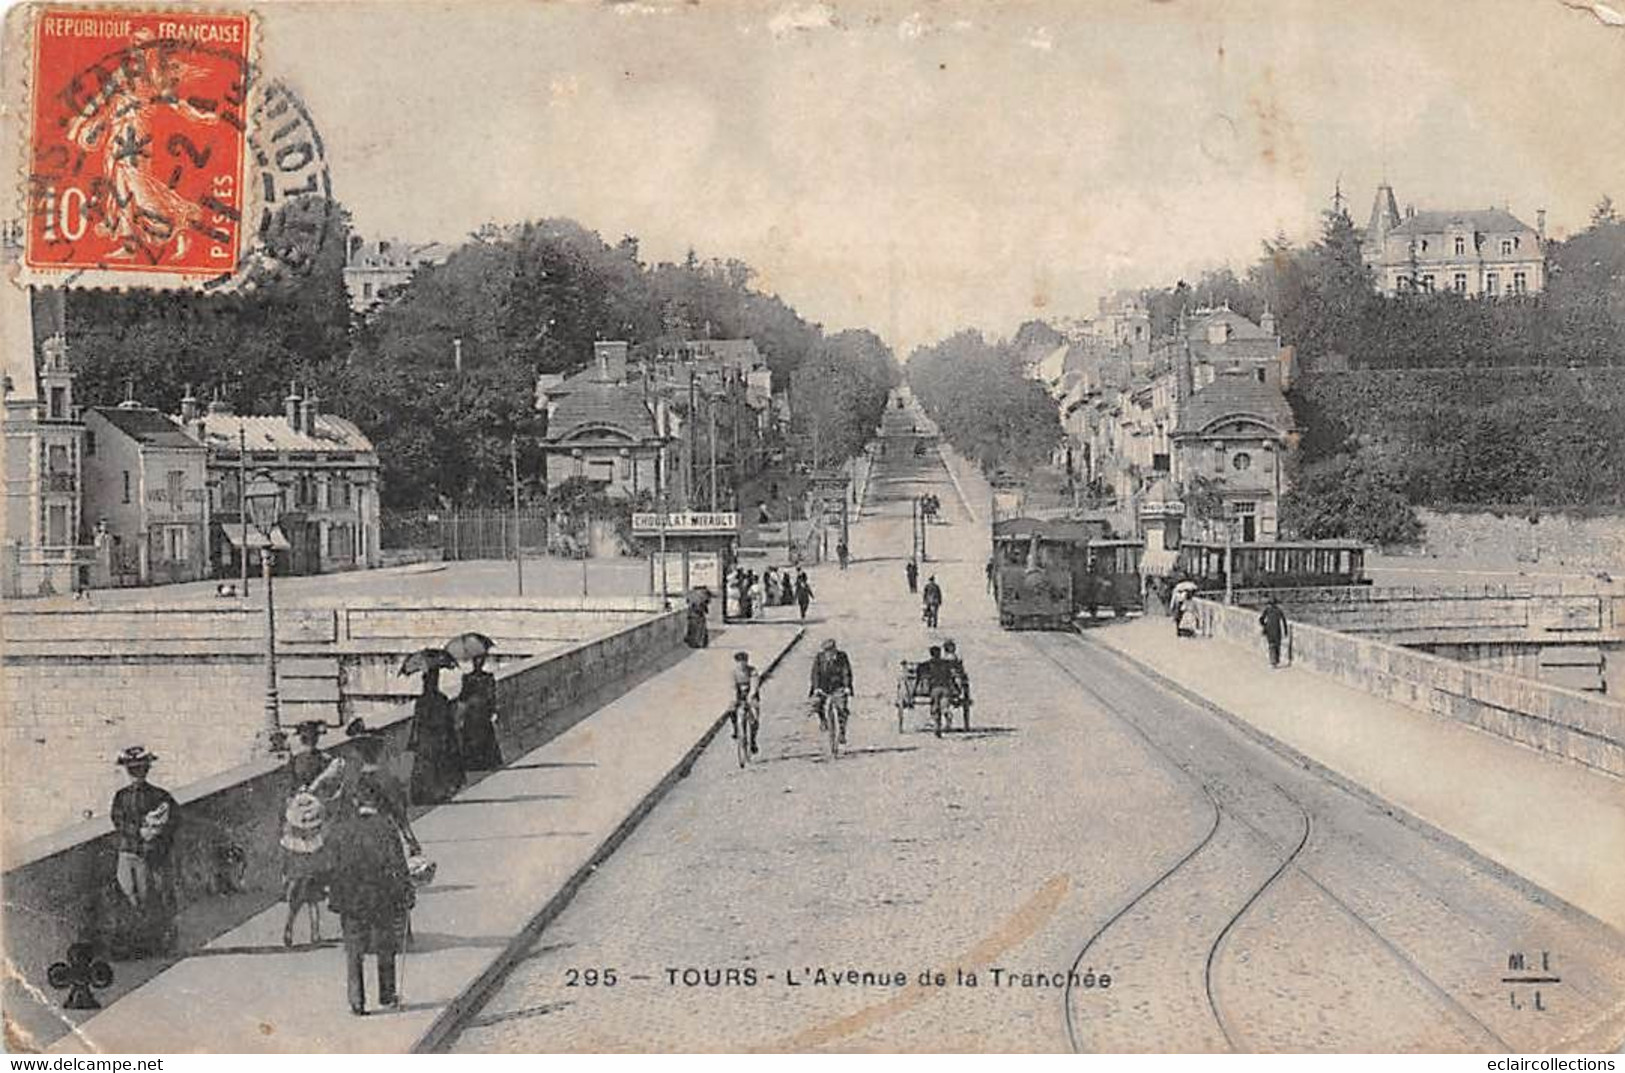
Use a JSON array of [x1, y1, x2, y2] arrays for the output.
[[25, 8, 253, 282]]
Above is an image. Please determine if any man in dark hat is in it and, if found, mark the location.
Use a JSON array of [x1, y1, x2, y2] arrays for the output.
[[1259, 594, 1289, 667], [328, 773, 415, 1015], [109, 746, 179, 956]]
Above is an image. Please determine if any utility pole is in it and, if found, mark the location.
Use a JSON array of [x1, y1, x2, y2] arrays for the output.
[[708, 393, 718, 512], [238, 425, 249, 597], [510, 434, 524, 596], [687, 366, 697, 511]]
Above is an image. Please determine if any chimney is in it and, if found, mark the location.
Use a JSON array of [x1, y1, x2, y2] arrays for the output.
[[1260, 306, 1276, 337], [285, 382, 302, 432], [207, 387, 232, 416], [1537, 209, 1547, 242], [594, 340, 629, 383], [302, 392, 319, 435], [180, 384, 200, 422], [1176, 334, 1195, 408]]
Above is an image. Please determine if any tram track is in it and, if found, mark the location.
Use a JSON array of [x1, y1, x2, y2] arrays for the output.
[[1027, 630, 1511, 1053]]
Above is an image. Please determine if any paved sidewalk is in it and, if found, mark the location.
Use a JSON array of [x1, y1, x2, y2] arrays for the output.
[[51, 625, 803, 1054], [1085, 616, 1625, 933]]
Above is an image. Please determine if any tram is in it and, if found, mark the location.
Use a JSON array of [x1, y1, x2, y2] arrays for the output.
[[1171, 539, 1370, 592], [991, 518, 1144, 629]]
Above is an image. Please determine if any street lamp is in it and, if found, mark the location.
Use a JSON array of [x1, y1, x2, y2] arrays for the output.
[[243, 474, 287, 757]]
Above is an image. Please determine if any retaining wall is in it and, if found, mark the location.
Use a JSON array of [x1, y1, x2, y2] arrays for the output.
[[1, 607, 685, 1045], [1195, 598, 1625, 777], [1, 598, 667, 845]]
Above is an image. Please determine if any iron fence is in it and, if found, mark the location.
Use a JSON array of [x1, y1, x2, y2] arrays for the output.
[[381, 508, 553, 561]]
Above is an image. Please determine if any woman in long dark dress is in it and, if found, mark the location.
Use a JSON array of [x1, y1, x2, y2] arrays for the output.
[[280, 721, 342, 946], [408, 667, 464, 805], [456, 655, 502, 772]]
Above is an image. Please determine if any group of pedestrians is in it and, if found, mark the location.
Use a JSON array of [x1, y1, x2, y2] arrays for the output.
[[101, 633, 508, 1016], [732, 565, 813, 621]]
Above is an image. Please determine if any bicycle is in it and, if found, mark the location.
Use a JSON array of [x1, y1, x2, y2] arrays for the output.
[[813, 688, 846, 759], [732, 694, 760, 768]]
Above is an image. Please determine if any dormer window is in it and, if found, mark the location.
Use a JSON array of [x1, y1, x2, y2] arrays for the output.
[[1500, 239, 1513, 255], [1454, 236, 1466, 256]]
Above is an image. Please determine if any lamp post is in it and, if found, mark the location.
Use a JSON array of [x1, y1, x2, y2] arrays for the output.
[[244, 474, 287, 757]]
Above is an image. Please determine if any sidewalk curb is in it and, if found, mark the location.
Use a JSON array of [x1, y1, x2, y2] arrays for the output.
[[934, 444, 979, 524], [413, 625, 807, 1053], [1074, 631, 1623, 939]]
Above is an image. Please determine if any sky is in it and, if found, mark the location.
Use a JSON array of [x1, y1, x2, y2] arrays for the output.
[[255, 0, 1625, 355]]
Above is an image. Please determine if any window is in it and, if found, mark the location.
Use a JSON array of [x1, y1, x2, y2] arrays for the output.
[[122, 470, 131, 504], [618, 453, 632, 480], [1500, 239, 1514, 255], [362, 282, 374, 299], [1452, 273, 1468, 293], [1453, 236, 1466, 256], [1255, 367, 1266, 383], [587, 459, 614, 484], [1485, 272, 1499, 296], [1420, 239, 1429, 252], [85, 431, 96, 456], [1152, 453, 1170, 473], [1213, 446, 1226, 473], [49, 386, 65, 420], [335, 477, 351, 507], [48, 444, 69, 473], [1421, 274, 1436, 291], [163, 525, 188, 562], [47, 505, 68, 546], [167, 470, 185, 506], [1513, 271, 1528, 295], [1232, 452, 1253, 472]]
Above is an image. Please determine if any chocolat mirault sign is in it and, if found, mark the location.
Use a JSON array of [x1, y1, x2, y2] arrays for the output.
[[631, 512, 739, 534]]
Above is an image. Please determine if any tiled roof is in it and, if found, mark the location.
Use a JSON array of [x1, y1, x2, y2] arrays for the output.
[[188, 412, 376, 454], [545, 378, 657, 442], [1176, 370, 1295, 435], [1186, 308, 1274, 341], [1390, 208, 1533, 236], [92, 406, 199, 449]]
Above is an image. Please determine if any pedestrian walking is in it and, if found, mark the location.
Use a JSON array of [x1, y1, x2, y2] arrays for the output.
[[329, 783, 414, 1015], [1259, 594, 1289, 668], [905, 557, 919, 594], [985, 557, 995, 594], [405, 653, 464, 806], [280, 721, 343, 947], [922, 575, 943, 628], [108, 746, 179, 959], [456, 654, 503, 772], [795, 571, 813, 620]]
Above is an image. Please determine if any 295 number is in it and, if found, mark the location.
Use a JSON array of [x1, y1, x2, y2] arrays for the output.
[[564, 968, 617, 987]]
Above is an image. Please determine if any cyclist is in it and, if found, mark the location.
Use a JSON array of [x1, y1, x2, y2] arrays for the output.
[[918, 644, 957, 738], [730, 651, 760, 756], [942, 639, 970, 703], [808, 638, 854, 745]]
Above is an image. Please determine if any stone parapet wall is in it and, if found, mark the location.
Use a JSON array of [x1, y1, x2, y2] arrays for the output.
[[1195, 598, 1625, 777], [1, 608, 685, 1042]]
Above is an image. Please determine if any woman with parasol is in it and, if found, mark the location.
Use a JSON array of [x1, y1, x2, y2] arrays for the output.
[[448, 632, 502, 772], [402, 648, 465, 805]]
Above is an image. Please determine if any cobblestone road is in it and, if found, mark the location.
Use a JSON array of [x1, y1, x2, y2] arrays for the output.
[[450, 411, 1625, 1053]]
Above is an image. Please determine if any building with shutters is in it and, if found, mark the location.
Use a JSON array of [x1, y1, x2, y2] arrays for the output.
[[82, 403, 210, 586]]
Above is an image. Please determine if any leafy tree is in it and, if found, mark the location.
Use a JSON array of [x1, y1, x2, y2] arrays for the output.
[[907, 331, 1061, 474], [1279, 452, 1422, 546]]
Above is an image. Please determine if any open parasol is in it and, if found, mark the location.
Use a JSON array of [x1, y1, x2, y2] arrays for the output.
[[1172, 580, 1200, 598], [444, 631, 497, 662], [399, 647, 459, 676]]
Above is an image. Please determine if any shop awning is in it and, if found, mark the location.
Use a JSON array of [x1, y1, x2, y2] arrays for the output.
[[221, 525, 291, 551], [1141, 546, 1179, 575]]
